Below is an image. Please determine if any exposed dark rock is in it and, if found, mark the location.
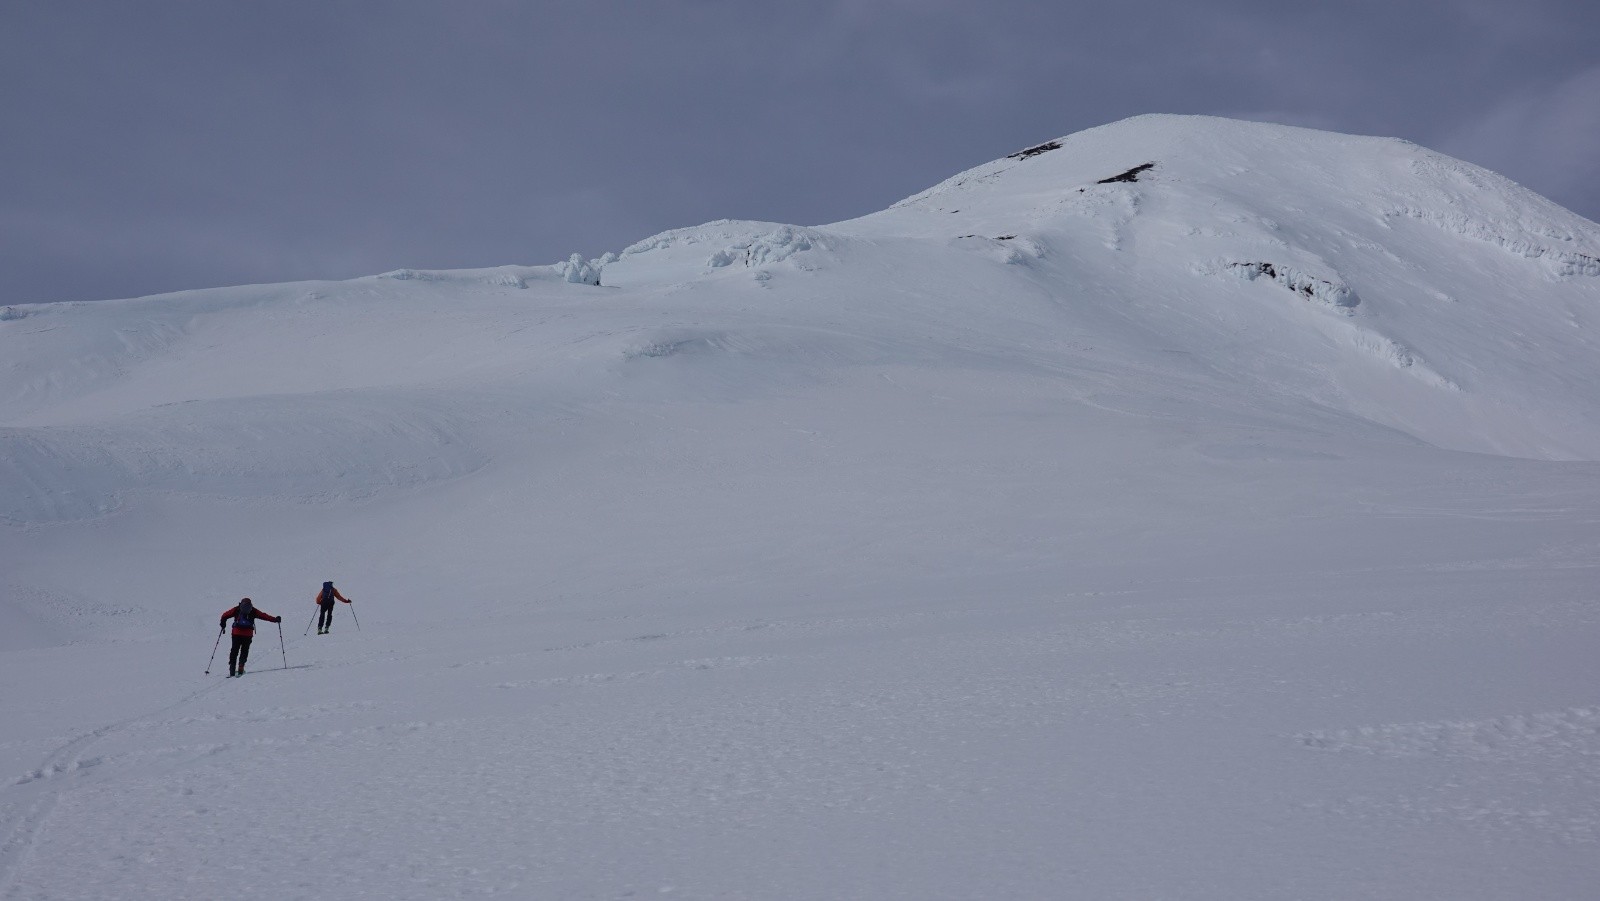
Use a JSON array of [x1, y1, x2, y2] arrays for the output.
[[1007, 140, 1063, 160], [1097, 162, 1156, 184]]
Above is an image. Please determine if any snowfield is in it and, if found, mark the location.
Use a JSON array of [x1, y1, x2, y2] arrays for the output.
[[2, 115, 1599, 899]]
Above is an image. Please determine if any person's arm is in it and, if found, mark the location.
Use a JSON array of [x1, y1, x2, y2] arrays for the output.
[[219, 607, 236, 628], [335, 588, 351, 603], [262, 611, 281, 623]]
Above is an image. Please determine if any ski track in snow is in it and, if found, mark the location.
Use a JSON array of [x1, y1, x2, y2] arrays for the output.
[[494, 655, 773, 690], [1297, 707, 1600, 847], [4, 574, 1600, 899], [0, 681, 228, 898]]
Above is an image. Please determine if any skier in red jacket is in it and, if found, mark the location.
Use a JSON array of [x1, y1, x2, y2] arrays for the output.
[[219, 598, 280, 677]]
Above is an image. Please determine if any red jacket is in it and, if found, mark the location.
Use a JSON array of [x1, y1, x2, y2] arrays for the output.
[[220, 605, 280, 637]]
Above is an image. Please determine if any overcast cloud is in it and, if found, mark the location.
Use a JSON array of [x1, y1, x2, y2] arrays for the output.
[[3, 0, 1597, 304]]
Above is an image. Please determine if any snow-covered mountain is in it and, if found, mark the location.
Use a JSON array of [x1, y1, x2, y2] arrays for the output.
[[3, 115, 1598, 899]]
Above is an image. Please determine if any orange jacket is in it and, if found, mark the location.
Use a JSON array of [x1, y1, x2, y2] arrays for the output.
[[315, 585, 351, 606]]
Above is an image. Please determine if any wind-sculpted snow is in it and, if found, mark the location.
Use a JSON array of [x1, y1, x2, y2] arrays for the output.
[[1222, 261, 1359, 309], [1193, 259, 1359, 311], [556, 253, 604, 285], [619, 219, 794, 258], [3, 115, 1600, 900], [1344, 327, 1459, 389], [1385, 207, 1600, 277], [376, 259, 612, 288], [706, 225, 829, 271], [607, 220, 837, 288], [377, 266, 533, 287], [950, 233, 1048, 267]]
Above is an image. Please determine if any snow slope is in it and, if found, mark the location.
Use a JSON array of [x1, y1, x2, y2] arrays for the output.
[[2, 115, 1598, 899]]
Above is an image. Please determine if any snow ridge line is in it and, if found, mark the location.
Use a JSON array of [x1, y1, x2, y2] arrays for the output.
[[1386, 207, 1600, 277]]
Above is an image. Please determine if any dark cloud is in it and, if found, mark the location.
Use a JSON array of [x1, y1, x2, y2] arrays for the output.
[[3, 0, 1596, 304]]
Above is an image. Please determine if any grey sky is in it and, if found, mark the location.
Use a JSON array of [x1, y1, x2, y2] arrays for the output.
[[4, 0, 1597, 305]]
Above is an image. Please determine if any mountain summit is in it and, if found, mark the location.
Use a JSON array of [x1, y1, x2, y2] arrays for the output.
[[610, 114, 1600, 459]]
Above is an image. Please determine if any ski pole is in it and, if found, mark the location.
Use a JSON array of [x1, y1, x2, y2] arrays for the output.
[[205, 625, 223, 675], [278, 620, 288, 670], [304, 608, 318, 636], [347, 599, 360, 632]]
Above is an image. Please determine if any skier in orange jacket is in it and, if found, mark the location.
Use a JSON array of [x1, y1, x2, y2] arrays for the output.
[[313, 581, 351, 635]]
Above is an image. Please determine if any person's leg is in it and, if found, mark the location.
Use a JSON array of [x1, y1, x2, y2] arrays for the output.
[[238, 636, 252, 672], [227, 636, 239, 674], [320, 604, 333, 632]]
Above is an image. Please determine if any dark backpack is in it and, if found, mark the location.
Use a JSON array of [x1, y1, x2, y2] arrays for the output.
[[320, 582, 335, 605], [236, 599, 256, 628]]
